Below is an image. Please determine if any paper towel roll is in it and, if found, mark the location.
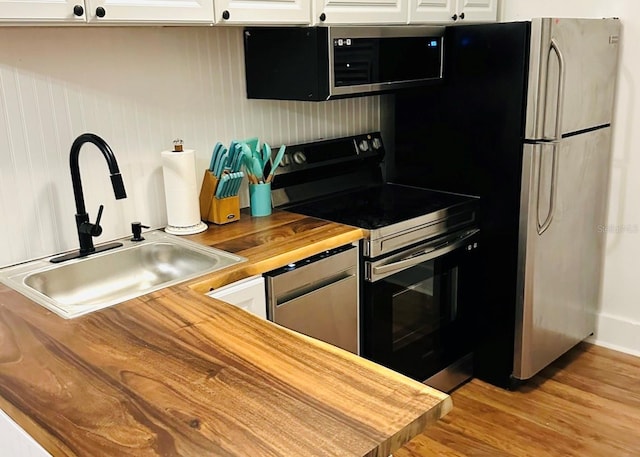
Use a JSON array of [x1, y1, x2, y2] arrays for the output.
[[161, 149, 207, 235]]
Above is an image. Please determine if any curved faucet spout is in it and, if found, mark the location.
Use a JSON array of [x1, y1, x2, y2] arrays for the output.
[[50, 133, 129, 261], [70, 133, 127, 216]]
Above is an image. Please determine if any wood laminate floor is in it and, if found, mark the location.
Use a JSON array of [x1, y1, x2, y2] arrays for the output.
[[396, 343, 640, 457]]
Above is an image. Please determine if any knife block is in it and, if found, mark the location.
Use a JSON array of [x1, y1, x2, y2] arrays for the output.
[[199, 170, 240, 225]]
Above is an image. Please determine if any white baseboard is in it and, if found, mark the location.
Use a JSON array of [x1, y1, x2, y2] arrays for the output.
[[587, 312, 640, 358]]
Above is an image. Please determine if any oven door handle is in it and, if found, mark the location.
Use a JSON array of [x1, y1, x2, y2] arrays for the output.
[[367, 229, 478, 282]]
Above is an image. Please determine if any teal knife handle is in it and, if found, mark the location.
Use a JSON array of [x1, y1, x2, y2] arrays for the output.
[[215, 175, 227, 199]]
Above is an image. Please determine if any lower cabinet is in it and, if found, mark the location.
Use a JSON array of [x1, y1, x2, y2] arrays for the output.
[[0, 409, 51, 457], [206, 275, 267, 319]]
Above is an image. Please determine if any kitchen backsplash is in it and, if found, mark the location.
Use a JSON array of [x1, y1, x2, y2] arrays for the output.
[[0, 26, 380, 267]]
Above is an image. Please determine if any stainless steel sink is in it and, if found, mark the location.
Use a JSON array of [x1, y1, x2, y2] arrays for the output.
[[0, 230, 246, 319]]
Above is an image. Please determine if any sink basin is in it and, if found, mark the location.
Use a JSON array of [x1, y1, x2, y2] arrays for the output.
[[0, 230, 246, 319]]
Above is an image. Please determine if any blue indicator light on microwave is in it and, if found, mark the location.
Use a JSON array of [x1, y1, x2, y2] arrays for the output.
[[429, 40, 438, 47]]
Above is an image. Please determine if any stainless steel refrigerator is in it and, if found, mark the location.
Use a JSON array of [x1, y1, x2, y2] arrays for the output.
[[391, 18, 621, 387]]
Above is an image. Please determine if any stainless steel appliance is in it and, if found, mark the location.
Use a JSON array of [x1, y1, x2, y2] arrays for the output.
[[270, 132, 480, 391], [243, 26, 444, 101], [392, 18, 620, 387], [264, 244, 359, 354]]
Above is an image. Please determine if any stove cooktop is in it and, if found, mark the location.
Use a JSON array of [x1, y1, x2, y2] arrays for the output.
[[285, 183, 476, 230], [272, 133, 479, 257]]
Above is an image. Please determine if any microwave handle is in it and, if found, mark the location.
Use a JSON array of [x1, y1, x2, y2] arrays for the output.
[[369, 230, 477, 281]]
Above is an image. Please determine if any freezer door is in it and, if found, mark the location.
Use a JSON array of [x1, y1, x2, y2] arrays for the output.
[[525, 18, 620, 140], [514, 128, 611, 380]]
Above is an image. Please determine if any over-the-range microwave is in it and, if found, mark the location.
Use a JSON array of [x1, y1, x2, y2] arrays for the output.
[[243, 26, 445, 101]]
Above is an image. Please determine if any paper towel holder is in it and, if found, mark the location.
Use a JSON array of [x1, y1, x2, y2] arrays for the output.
[[162, 139, 208, 236], [165, 222, 208, 235]]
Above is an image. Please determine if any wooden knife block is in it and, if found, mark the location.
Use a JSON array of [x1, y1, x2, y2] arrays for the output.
[[199, 170, 240, 225]]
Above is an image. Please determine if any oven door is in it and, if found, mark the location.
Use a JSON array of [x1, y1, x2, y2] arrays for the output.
[[362, 228, 480, 382]]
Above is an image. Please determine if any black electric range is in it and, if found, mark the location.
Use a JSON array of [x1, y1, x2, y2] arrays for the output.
[[269, 132, 481, 391], [271, 132, 479, 258]]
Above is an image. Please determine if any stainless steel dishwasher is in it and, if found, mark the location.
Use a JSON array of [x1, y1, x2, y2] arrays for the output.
[[264, 244, 359, 354]]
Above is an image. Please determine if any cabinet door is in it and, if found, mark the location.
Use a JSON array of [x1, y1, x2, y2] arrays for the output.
[[214, 0, 309, 24], [457, 0, 497, 23], [0, 0, 85, 22], [408, 0, 456, 24], [85, 0, 213, 23], [0, 409, 51, 457], [314, 0, 407, 25], [409, 0, 496, 24], [207, 276, 267, 319]]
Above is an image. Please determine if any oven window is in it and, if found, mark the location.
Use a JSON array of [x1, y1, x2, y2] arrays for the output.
[[387, 261, 458, 351], [361, 232, 479, 382]]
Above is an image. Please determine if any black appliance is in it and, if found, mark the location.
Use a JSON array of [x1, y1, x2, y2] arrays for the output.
[[243, 26, 444, 101], [393, 23, 530, 389], [392, 19, 620, 388], [271, 132, 480, 392]]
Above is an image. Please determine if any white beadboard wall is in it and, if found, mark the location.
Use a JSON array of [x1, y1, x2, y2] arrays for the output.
[[0, 26, 380, 267]]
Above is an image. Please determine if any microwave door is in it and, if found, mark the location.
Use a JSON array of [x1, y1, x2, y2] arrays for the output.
[[330, 30, 444, 98]]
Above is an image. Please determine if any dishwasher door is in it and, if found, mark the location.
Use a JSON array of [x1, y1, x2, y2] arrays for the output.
[[264, 245, 359, 354]]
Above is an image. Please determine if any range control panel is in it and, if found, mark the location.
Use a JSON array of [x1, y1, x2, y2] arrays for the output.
[[263, 244, 356, 276], [272, 132, 385, 175]]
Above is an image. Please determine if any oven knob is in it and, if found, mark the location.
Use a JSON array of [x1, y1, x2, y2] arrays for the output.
[[467, 245, 472, 251], [372, 137, 382, 150], [358, 140, 370, 152], [293, 151, 307, 164], [281, 153, 291, 167]]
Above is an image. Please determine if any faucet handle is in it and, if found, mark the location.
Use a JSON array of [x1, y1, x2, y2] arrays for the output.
[[91, 205, 104, 236], [78, 204, 104, 237]]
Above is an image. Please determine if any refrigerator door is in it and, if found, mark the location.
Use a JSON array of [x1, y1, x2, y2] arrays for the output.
[[525, 18, 620, 140], [514, 128, 611, 380]]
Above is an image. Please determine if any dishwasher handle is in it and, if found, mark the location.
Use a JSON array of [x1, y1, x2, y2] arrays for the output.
[[274, 270, 356, 306], [265, 243, 358, 307]]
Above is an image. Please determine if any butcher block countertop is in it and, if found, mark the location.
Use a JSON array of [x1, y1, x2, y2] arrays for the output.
[[0, 209, 452, 457]]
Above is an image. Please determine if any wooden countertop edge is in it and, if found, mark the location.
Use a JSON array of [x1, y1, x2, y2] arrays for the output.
[[283, 329, 453, 456], [186, 227, 365, 293]]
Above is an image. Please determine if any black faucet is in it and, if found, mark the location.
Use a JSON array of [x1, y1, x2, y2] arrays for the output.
[[51, 133, 127, 264]]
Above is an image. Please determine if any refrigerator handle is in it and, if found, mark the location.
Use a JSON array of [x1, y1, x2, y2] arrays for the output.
[[549, 38, 566, 141], [537, 39, 565, 235], [536, 143, 559, 235]]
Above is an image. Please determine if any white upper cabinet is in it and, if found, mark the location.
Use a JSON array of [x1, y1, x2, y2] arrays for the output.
[[0, 0, 495, 32], [85, 0, 214, 23], [0, 0, 85, 22], [313, 0, 408, 25], [410, 0, 496, 24], [456, 0, 497, 22], [0, 0, 213, 23], [214, 0, 310, 24], [409, 0, 455, 24]]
